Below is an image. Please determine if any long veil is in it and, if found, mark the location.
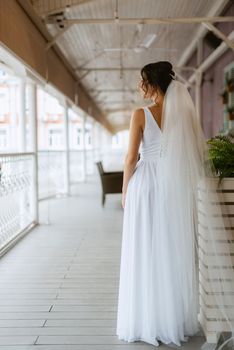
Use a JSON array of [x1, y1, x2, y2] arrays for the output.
[[159, 79, 234, 349]]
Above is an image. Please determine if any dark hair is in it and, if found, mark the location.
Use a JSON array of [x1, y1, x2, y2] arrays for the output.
[[140, 61, 175, 98]]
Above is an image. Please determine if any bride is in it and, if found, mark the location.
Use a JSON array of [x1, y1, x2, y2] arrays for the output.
[[116, 61, 234, 348]]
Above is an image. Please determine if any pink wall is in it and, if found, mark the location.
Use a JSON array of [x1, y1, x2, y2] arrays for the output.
[[185, 1, 234, 138], [202, 50, 233, 138]]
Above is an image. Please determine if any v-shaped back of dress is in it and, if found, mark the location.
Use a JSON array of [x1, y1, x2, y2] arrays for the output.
[[140, 107, 163, 161]]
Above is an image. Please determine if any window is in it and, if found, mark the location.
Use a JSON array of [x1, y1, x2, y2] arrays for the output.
[[0, 129, 7, 149], [77, 128, 82, 146], [0, 87, 10, 121], [87, 134, 91, 146], [112, 134, 119, 145], [44, 92, 63, 121], [85, 128, 91, 147], [112, 133, 121, 149], [48, 129, 63, 148]]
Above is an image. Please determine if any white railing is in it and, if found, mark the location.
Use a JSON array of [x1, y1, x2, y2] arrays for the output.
[[38, 149, 97, 194], [0, 146, 124, 253], [0, 153, 37, 251], [69, 148, 100, 183], [38, 150, 67, 200], [69, 150, 85, 183], [86, 149, 95, 175]]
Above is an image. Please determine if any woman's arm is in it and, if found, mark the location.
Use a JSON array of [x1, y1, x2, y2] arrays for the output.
[[122, 109, 143, 208]]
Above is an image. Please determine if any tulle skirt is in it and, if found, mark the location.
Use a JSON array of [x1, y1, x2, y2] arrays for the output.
[[116, 158, 200, 347]]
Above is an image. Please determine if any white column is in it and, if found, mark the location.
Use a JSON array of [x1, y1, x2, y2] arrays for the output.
[[18, 78, 26, 152], [94, 122, 100, 161], [90, 119, 95, 173], [28, 82, 38, 152], [195, 70, 202, 124], [97, 123, 102, 161], [101, 127, 108, 168], [9, 83, 18, 151], [99, 125, 105, 162], [37, 88, 45, 150], [195, 39, 203, 125], [93, 121, 100, 162], [64, 102, 70, 195], [28, 82, 39, 223], [82, 112, 87, 181], [106, 130, 113, 168], [18, 79, 27, 229]]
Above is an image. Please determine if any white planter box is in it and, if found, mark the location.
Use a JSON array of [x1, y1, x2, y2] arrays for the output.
[[197, 177, 234, 344]]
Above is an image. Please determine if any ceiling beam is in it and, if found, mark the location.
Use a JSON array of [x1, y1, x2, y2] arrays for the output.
[[77, 67, 140, 71], [76, 66, 196, 72], [45, 16, 234, 25], [101, 101, 136, 104], [32, 0, 95, 17], [76, 71, 90, 82], [46, 24, 74, 50], [88, 89, 137, 92], [188, 30, 234, 84], [74, 51, 105, 70], [178, 0, 230, 66], [16, 0, 114, 133], [202, 22, 234, 51]]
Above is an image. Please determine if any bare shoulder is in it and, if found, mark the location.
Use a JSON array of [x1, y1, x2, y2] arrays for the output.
[[132, 107, 145, 117], [130, 108, 145, 127]]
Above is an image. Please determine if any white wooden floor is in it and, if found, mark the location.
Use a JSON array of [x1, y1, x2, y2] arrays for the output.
[[0, 173, 205, 349]]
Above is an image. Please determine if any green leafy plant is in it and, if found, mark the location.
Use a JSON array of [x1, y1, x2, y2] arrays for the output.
[[220, 89, 228, 104], [207, 135, 234, 183], [227, 106, 234, 120], [227, 77, 234, 92]]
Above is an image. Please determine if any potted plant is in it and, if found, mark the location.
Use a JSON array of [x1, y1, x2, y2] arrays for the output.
[[207, 135, 234, 183], [198, 135, 234, 344]]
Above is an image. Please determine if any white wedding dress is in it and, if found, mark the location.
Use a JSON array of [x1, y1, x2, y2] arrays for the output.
[[116, 106, 200, 347]]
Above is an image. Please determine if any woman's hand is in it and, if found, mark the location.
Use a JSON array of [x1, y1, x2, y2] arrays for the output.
[[122, 192, 126, 209]]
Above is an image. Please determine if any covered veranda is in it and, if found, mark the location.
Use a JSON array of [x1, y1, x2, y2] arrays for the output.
[[0, 0, 233, 349]]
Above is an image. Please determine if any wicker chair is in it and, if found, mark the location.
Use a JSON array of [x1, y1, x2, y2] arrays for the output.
[[96, 161, 123, 206]]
